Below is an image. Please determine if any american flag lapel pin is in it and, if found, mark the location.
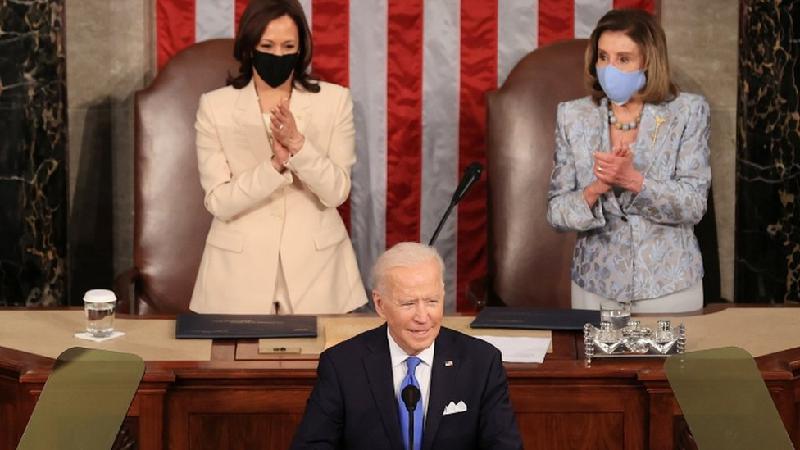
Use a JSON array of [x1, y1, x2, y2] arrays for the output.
[[444, 360, 454, 367]]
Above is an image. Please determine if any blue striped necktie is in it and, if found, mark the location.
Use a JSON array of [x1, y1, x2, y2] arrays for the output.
[[398, 356, 424, 450]]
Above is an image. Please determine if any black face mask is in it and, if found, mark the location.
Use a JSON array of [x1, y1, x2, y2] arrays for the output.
[[252, 51, 299, 88]]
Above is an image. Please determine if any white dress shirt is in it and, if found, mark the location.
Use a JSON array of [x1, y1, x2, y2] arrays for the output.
[[387, 328, 434, 419]]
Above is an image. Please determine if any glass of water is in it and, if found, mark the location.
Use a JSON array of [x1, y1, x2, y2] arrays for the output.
[[600, 300, 631, 330], [83, 289, 116, 338]]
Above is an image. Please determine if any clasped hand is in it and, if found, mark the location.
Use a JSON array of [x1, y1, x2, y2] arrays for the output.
[[269, 98, 305, 164], [592, 145, 643, 194]]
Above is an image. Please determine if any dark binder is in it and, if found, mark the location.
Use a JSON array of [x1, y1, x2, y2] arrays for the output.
[[470, 307, 601, 331], [175, 313, 317, 339]]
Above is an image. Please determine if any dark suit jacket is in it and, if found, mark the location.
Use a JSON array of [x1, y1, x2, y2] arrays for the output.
[[290, 324, 523, 450]]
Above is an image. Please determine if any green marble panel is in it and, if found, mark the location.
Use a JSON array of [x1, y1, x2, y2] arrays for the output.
[[736, 1, 800, 301], [0, 0, 68, 306]]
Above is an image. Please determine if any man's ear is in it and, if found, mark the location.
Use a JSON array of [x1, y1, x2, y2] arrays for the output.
[[373, 290, 386, 319]]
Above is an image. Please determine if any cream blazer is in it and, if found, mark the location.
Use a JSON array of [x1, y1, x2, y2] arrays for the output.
[[189, 80, 367, 314]]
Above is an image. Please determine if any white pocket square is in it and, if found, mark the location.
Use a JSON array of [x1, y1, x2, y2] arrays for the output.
[[442, 401, 467, 416]]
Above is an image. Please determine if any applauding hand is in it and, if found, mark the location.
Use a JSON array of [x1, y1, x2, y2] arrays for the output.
[[593, 145, 643, 193], [270, 98, 305, 154], [270, 137, 292, 173]]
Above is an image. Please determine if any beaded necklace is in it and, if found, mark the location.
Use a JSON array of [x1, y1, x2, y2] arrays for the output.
[[607, 107, 641, 131]]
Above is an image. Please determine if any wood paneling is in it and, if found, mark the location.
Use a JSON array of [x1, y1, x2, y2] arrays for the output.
[[188, 414, 303, 450], [1, 320, 799, 450]]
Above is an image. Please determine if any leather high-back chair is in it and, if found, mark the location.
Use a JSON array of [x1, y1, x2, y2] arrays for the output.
[[485, 39, 720, 309], [115, 39, 238, 314]]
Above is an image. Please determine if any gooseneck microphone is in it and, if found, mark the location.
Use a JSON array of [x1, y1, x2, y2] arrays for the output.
[[428, 162, 483, 246], [401, 385, 421, 450]]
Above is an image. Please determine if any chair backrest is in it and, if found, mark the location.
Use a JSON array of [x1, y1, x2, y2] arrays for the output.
[[486, 40, 586, 309], [485, 39, 720, 308], [133, 39, 238, 313]]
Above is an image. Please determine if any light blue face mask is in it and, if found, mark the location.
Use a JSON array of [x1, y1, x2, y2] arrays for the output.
[[597, 65, 646, 105]]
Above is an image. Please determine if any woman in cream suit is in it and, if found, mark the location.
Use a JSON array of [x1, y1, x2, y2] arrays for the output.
[[547, 9, 711, 313], [190, 0, 367, 315]]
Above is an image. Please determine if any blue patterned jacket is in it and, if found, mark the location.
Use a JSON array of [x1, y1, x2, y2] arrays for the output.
[[547, 93, 711, 301]]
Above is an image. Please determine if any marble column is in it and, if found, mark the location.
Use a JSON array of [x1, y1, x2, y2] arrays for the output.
[[662, 0, 739, 302], [64, 0, 153, 305], [0, 0, 68, 306], [736, 0, 800, 302]]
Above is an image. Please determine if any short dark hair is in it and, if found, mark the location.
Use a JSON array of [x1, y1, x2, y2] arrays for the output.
[[229, 0, 319, 93], [584, 9, 678, 104]]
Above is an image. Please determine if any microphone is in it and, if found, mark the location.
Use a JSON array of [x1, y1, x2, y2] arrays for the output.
[[401, 385, 421, 449], [450, 162, 483, 205], [428, 162, 483, 246]]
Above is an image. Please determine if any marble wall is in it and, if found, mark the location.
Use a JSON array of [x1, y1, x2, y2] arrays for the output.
[[0, 0, 68, 306], [736, 0, 800, 302], [65, 0, 153, 304], [661, 0, 739, 301]]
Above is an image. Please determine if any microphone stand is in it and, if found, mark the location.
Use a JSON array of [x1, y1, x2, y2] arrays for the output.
[[406, 404, 415, 450], [428, 202, 455, 246], [401, 385, 420, 450], [428, 162, 483, 246]]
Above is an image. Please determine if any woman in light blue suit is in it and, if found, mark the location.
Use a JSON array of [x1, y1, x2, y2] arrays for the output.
[[547, 9, 710, 313]]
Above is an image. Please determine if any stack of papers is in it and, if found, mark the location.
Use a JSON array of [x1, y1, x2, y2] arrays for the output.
[[473, 335, 551, 363]]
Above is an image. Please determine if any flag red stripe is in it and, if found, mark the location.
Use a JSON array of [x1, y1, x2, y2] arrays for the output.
[[457, 0, 497, 311], [311, 0, 349, 87], [156, 0, 196, 70], [613, 0, 656, 14], [385, 0, 424, 248], [538, 0, 574, 47], [312, 0, 352, 229], [234, 0, 249, 33]]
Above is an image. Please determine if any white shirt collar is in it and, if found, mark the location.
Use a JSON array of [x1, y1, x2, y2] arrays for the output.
[[386, 327, 435, 369]]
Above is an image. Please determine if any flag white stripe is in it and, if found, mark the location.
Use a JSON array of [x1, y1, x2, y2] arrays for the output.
[[574, 0, 611, 38], [421, 0, 460, 312], [349, 0, 388, 294], [299, 0, 312, 71], [497, 0, 539, 87], [298, 0, 313, 28], [195, 0, 234, 42]]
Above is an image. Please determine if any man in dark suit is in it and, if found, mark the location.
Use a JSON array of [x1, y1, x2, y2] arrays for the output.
[[291, 242, 523, 450]]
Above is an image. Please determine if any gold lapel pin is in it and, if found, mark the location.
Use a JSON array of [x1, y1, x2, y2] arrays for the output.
[[652, 115, 666, 145]]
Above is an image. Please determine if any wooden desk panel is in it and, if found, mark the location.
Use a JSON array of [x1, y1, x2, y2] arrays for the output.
[[1, 327, 799, 450]]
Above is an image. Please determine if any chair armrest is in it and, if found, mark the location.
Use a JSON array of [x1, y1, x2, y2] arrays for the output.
[[466, 276, 489, 311], [467, 275, 508, 310], [113, 267, 140, 314]]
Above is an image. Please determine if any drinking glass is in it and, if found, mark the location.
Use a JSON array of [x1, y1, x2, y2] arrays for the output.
[[599, 300, 631, 330], [83, 289, 116, 338]]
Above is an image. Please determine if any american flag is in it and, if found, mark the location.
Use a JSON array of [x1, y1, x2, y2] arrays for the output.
[[156, 0, 656, 311]]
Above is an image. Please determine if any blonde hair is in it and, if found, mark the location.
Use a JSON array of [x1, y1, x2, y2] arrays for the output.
[[584, 8, 678, 104], [371, 242, 444, 295]]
